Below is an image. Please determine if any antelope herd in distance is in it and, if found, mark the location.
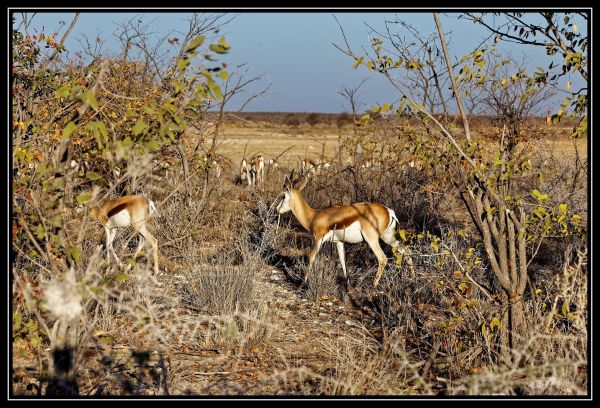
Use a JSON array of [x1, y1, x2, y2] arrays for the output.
[[88, 148, 417, 289]]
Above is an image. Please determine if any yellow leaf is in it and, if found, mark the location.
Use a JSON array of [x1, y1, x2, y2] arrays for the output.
[[501, 78, 507, 87], [566, 81, 572, 90]]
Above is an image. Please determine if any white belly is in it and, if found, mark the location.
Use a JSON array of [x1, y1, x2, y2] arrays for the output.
[[324, 221, 364, 244], [108, 210, 132, 228]]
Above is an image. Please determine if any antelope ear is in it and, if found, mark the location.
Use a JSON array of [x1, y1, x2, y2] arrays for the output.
[[296, 172, 309, 191], [283, 175, 291, 191]]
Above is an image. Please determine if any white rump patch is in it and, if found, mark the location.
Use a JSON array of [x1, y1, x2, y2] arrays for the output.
[[108, 209, 132, 228], [325, 221, 364, 244]]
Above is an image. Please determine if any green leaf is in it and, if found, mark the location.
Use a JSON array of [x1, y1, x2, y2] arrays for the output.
[[147, 138, 160, 151], [352, 56, 364, 69], [209, 37, 231, 54], [62, 121, 77, 139], [36, 224, 45, 240], [13, 311, 23, 331], [162, 103, 177, 114], [76, 194, 93, 203], [185, 35, 205, 53], [177, 57, 190, 70], [85, 171, 104, 181], [132, 119, 147, 136], [217, 70, 229, 81], [81, 91, 98, 112], [55, 85, 70, 98], [561, 302, 569, 317], [209, 82, 223, 102], [115, 273, 129, 283], [69, 246, 80, 263]]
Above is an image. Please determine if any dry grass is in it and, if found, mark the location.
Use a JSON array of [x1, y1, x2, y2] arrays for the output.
[[12, 119, 588, 397]]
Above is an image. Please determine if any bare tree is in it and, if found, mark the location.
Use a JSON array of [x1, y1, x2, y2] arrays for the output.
[[338, 77, 368, 122]]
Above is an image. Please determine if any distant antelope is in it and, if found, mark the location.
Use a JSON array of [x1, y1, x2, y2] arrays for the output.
[[383, 156, 415, 174], [240, 154, 264, 186], [316, 156, 335, 172], [265, 158, 279, 183], [205, 152, 230, 179], [300, 157, 317, 177], [356, 157, 383, 171], [215, 155, 232, 178], [240, 158, 251, 185], [277, 170, 400, 287], [267, 158, 279, 173], [90, 194, 159, 274], [249, 154, 265, 186]]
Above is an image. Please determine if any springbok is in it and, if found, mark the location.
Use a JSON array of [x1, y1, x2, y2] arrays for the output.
[[216, 155, 231, 178], [267, 158, 279, 173], [300, 157, 317, 177], [90, 194, 159, 274], [277, 170, 400, 287], [316, 156, 335, 172], [240, 155, 264, 186], [249, 154, 265, 186], [240, 158, 250, 184], [265, 158, 279, 183]]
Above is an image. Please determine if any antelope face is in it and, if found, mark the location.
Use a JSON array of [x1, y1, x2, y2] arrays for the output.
[[277, 174, 295, 214], [277, 190, 292, 214]]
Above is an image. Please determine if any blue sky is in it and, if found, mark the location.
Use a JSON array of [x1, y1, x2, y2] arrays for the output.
[[13, 11, 587, 113]]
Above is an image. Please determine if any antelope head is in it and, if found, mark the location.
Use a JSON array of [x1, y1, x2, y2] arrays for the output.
[[277, 169, 309, 214]]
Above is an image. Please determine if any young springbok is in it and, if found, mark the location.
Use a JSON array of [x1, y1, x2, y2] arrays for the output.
[[277, 170, 400, 287], [90, 194, 159, 274]]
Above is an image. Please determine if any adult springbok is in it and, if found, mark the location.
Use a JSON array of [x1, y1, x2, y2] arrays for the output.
[[250, 154, 265, 186], [277, 170, 400, 287], [240, 158, 250, 184], [90, 193, 159, 274]]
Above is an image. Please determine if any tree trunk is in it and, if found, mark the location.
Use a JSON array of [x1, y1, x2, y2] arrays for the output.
[[498, 288, 528, 364], [509, 295, 528, 352]]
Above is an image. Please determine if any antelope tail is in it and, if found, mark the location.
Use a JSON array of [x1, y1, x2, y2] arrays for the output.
[[149, 198, 159, 217]]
